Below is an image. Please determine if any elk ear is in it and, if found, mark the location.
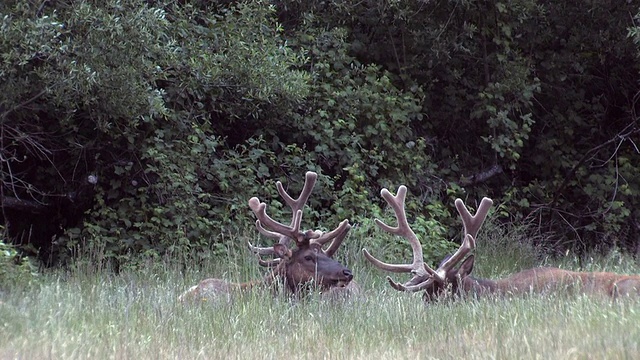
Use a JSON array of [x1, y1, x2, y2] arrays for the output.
[[273, 243, 292, 259], [457, 255, 475, 277]]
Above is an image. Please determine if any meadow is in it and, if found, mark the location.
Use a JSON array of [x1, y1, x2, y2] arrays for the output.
[[1, 227, 639, 360]]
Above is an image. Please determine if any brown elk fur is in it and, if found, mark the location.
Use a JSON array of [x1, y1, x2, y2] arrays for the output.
[[178, 278, 258, 303], [441, 255, 640, 300]]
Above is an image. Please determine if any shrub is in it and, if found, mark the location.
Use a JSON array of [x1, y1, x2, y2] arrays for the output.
[[0, 236, 38, 291]]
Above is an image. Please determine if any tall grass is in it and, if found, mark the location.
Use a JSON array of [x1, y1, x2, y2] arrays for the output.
[[1, 226, 639, 359]]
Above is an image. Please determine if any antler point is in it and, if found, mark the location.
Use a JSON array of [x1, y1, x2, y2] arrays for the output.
[[386, 277, 406, 291], [248, 197, 261, 210], [482, 197, 494, 206], [396, 185, 407, 199]]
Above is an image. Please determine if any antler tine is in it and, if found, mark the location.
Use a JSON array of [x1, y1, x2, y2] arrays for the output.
[[363, 186, 437, 277], [256, 257, 281, 267], [247, 242, 276, 256], [455, 197, 494, 239], [276, 171, 318, 226], [248, 218, 295, 253], [248, 197, 303, 242], [431, 234, 476, 279], [247, 237, 283, 267], [423, 198, 491, 281], [311, 219, 351, 257], [386, 275, 437, 293], [253, 219, 287, 241]]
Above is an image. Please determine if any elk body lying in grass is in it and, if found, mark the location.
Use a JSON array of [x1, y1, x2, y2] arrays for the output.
[[363, 185, 640, 301], [179, 172, 356, 303]]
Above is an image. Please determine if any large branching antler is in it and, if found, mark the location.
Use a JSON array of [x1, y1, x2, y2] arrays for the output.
[[248, 195, 313, 267], [247, 171, 352, 266], [248, 197, 306, 244], [362, 187, 427, 274], [363, 185, 493, 292], [362, 186, 438, 290], [395, 196, 493, 292], [414, 196, 493, 282], [248, 171, 318, 257]]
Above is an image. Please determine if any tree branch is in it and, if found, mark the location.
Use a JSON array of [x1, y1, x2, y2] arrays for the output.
[[549, 121, 639, 208], [1, 196, 47, 213], [459, 164, 503, 186]]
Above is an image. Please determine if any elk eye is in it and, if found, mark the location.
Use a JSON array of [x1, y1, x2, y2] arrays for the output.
[[304, 255, 314, 262]]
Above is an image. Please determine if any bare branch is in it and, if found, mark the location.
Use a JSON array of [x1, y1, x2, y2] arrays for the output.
[[0, 196, 47, 213]]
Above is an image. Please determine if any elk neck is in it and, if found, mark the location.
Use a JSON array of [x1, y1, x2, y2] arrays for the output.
[[461, 275, 499, 296]]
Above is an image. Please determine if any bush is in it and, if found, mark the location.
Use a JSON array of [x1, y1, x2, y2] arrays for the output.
[[0, 237, 38, 291]]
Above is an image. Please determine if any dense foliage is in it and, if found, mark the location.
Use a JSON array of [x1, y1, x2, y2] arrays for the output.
[[0, 235, 37, 290], [0, 0, 639, 269]]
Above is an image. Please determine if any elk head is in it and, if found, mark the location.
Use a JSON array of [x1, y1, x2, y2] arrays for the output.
[[362, 185, 493, 301], [270, 237, 353, 293], [248, 171, 353, 294]]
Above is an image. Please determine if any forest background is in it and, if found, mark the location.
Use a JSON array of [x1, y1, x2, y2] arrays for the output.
[[1, 0, 640, 275]]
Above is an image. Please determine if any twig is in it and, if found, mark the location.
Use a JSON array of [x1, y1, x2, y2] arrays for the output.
[[549, 121, 639, 208], [0, 89, 48, 122]]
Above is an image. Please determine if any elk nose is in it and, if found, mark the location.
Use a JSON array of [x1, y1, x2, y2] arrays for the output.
[[343, 269, 353, 281]]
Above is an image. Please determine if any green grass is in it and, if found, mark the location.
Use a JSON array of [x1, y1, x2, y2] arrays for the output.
[[1, 228, 640, 359], [1, 270, 639, 360]]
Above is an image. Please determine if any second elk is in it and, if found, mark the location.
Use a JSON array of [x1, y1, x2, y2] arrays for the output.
[[363, 185, 640, 301], [180, 171, 355, 302]]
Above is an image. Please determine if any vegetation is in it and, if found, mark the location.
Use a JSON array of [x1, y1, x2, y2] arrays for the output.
[[1, 227, 639, 359], [3, 279, 640, 359], [2, 3, 639, 358], [0, 236, 37, 291], [0, 0, 639, 271]]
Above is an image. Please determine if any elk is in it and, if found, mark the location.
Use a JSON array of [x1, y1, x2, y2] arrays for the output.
[[179, 171, 354, 302], [363, 185, 640, 301]]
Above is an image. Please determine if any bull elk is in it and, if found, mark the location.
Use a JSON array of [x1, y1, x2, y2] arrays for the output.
[[363, 185, 640, 301], [179, 171, 354, 302]]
